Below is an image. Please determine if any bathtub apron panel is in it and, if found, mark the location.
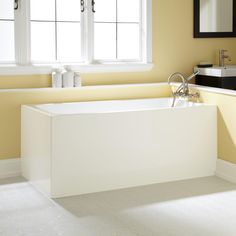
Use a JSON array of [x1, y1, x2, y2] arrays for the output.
[[21, 98, 217, 198]]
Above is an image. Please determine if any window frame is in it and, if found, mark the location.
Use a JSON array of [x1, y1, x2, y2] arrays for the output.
[[0, 0, 153, 75]]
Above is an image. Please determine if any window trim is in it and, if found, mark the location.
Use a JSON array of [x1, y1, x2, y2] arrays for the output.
[[14, 0, 30, 65], [0, 63, 153, 75], [142, 0, 152, 63], [0, 0, 152, 75]]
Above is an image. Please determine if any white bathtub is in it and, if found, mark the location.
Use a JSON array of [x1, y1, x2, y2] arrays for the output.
[[21, 98, 217, 198]]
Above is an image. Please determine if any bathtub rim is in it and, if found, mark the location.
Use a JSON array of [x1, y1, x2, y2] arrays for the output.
[[22, 97, 215, 117]]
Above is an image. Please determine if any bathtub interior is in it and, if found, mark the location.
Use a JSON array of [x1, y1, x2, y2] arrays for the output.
[[32, 98, 202, 115]]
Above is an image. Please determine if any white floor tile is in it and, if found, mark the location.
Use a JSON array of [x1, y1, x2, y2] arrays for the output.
[[0, 176, 236, 236]]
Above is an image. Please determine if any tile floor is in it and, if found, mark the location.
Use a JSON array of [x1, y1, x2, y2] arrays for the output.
[[0, 176, 236, 236]]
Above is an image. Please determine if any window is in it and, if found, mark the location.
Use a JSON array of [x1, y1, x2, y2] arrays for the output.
[[0, 0, 152, 74], [0, 0, 15, 62], [94, 0, 141, 61], [30, 0, 82, 62]]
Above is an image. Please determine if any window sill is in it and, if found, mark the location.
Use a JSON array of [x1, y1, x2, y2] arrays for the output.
[[0, 63, 153, 76], [0, 82, 167, 93]]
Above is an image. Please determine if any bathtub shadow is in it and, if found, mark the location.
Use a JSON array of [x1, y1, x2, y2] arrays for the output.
[[54, 176, 236, 218]]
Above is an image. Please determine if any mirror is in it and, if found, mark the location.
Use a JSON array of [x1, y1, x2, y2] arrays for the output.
[[194, 0, 236, 37]]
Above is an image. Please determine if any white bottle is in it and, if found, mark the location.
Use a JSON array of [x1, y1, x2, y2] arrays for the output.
[[51, 69, 62, 88], [62, 67, 74, 88], [74, 73, 82, 87]]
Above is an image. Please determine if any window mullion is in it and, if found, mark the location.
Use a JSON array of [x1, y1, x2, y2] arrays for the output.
[[139, 0, 143, 62], [142, 0, 152, 63], [116, 0, 118, 60], [84, 0, 94, 64], [80, 1, 86, 62], [14, 0, 31, 65]]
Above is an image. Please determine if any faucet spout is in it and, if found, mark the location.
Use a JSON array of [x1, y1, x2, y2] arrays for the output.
[[168, 72, 188, 95], [219, 49, 231, 67], [168, 72, 185, 85], [168, 71, 200, 107]]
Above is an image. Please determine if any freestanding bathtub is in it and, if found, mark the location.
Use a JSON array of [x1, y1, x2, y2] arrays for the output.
[[21, 98, 217, 198]]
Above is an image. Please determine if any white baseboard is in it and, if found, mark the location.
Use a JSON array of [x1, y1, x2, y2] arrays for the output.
[[216, 159, 236, 184], [0, 158, 235, 184], [0, 158, 21, 179]]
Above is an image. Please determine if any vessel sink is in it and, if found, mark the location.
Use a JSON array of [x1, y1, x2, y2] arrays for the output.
[[195, 65, 236, 77]]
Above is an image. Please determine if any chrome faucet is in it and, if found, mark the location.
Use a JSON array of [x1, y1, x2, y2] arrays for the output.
[[219, 49, 231, 67], [168, 71, 200, 107], [168, 72, 188, 95]]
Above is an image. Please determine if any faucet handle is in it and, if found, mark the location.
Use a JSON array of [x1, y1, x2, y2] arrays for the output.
[[220, 49, 229, 56], [188, 92, 200, 99]]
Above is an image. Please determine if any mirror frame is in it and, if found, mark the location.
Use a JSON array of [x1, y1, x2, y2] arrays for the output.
[[194, 0, 236, 38]]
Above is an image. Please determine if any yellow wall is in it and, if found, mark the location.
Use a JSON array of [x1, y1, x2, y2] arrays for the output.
[[1, 0, 236, 161], [198, 91, 236, 164], [0, 85, 170, 160]]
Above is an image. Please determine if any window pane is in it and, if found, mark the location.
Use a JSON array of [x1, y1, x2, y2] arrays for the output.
[[31, 22, 55, 62], [57, 0, 81, 21], [57, 22, 81, 62], [94, 23, 116, 60], [117, 0, 140, 22], [117, 24, 140, 60], [0, 0, 14, 19], [30, 0, 55, 21], [94, 0, 116, 22], [0, 21, 15, 62]]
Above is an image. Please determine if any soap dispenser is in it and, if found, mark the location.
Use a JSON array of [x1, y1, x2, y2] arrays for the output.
[[74, 72, 82, 87], [62, 66, 74, 88], [51, 68, 63, 88]]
